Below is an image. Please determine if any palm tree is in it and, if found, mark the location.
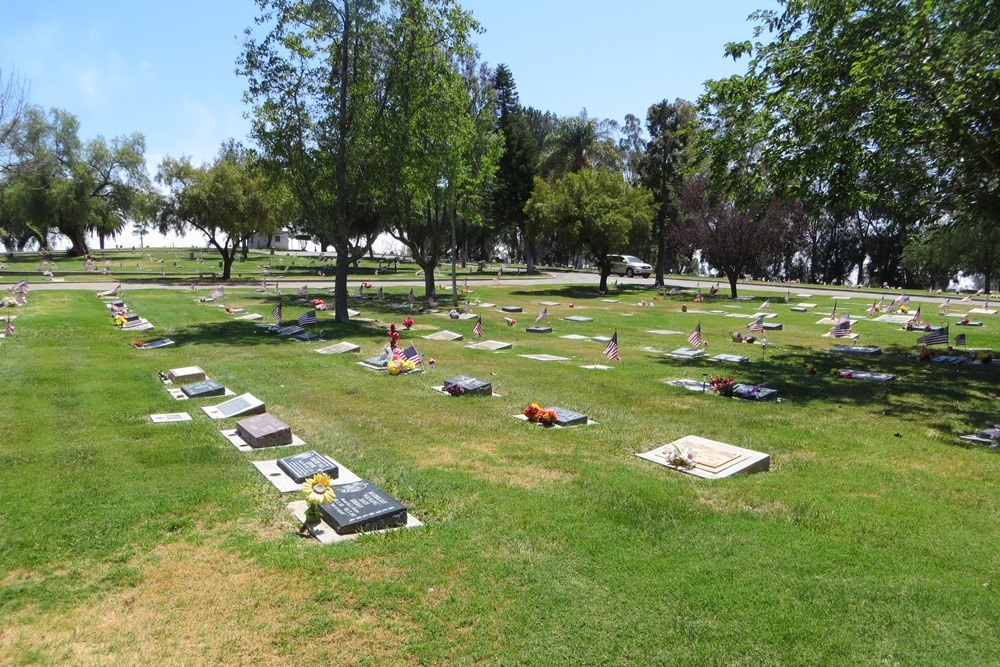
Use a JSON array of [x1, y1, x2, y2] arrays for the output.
[[540, 109, 621, 180]]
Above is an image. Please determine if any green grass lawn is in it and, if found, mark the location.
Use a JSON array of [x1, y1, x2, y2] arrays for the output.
[[1, 285, 997, 666]]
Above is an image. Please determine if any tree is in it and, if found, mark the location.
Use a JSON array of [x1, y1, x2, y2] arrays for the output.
[[155, 148, 288, 279], [491, 64, 539, 271], [526, 168, 655, 293], [540, 110, 621, 180], [678, 174, 804, 298], [638, 99, 700, 285], [701, 0, 1000, 281]]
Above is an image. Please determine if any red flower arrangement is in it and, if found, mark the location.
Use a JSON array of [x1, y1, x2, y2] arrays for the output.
[[387, 323, 400, 348], [523, 403, 558, 426], [402, 317, 414, 329], [709, 375, 735, 397]]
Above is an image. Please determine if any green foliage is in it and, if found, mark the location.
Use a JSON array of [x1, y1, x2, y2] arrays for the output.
[[527, 168, 655, 291]]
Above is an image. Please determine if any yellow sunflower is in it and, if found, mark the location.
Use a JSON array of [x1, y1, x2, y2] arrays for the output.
[[302, 473, 335, 505]]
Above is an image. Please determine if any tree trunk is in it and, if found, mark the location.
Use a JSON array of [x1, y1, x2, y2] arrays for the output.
[[64, 228, 89, 256], [333, 243, 352, 324], [727, 272, 739, 298], [654, 219, 667, 287], [599, 269, 610, 293], [98, 232, 107, 250], [221, 249, 235, 279]]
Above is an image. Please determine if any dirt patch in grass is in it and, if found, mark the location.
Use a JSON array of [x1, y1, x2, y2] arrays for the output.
[[0, 542, 419, 666], [415, 440, 577, 489]]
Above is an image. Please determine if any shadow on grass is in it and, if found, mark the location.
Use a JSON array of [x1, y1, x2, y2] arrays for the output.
[[168, 318, 386, 348]]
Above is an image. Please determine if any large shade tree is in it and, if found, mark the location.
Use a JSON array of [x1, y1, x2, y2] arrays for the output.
[[526, 167, 655, 293]]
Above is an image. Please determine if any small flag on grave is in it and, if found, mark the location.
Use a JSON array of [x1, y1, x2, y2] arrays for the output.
[[297, 309, 318, 325], [402, 344, 422, 365], [271, 303, 283, 322], [910, 306, 922, 325], [687, 323, 705, 348], [377, 286, 384, 300], [428, 295, 436, 308], [916, 326, 949, 345], [408, 288, 415, 303], [830, 313, 852, 337], [747, 315, 765, 333], [4, 321, 13, 337], [603, 331, 621, 361], [536, 307, 548, 322], [464, 301, 472, 314], [298, 285, 308, 295], [210, 286, 224, 299], [760, 299, 771, 310], [473, 315, 483, 338]]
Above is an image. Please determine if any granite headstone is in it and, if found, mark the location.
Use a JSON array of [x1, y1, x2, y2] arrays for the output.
[[317, 480, 408, 535], [443, 375, 493, 396], [181, 378, 226, 398], [276, 450, 340, 482], [235, 413, 293, 448]]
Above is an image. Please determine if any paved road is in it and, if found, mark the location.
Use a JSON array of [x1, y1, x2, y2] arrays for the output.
[[17, 271, 982, 307]]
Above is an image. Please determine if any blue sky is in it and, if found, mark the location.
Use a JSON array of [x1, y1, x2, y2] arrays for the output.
[[2, 0, 772, 172]]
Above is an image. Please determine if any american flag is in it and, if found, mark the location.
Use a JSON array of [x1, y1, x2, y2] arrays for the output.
[[42, 269, 53, 277], [377, 286, 384, 300], [407, 288, 414, 303], [960, 295, 972, 303], [103, 267, 111, 275], [16, 293, 26, 305], [784, 290, 790, 302], [829, 303, 838, 319], [4, 320, 13, 337], [603, 331, 621, 361], [428, 295, 437, 308], [976, 288, 985, 295], [190, 282, 197, 290], [830, 314, 852, 337], [402, 344, 422, 365], [910, 306, 922, 325], [358, 283, 365, 297], [709, 283, 719, 295], [747, 315, 765, 333], [668, 287, 680, 295], [687, 323, 704, 348], [760, 299, 771, 310], [210, 286, 224, 299], [298, 285, 308, 295], [473, 315, 483, 338], [271, 303, 282, 322], [464, 301, 471, 315], [693, 290, 703, 303], [536, 307, 548, 322], [939, 298, 950, 312], [916, 326, 949, 345], [297, 309, 317, 325], [955, 333, 967, 346], [898, 294, 910, 306], [867, 301, 878, 316], [9, 280, 27, 293]]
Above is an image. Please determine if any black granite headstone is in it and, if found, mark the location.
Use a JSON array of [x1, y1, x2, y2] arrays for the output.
[[443, 375, 492, 396], [276, 325, 305, 337], [526, 326, 552, 334], [732, 384, 779, 401], [317, 480, 408, 535], [140, 339, 175, 349], [762, 322, 782, 331], [501, 306, 522, 313], [181, 379, 225, 398], [125, 312, 140, 322], [277, 450, 340, 483], [291, 332, 321, 342], [548, 407, 587, 427]]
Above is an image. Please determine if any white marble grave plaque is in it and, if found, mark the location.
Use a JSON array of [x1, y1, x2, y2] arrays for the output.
[[838, 369, 895, 382], [518, 354, 569, 362], [872, 314, 913, 324], [580, 364, 613, 370], [538, 301, 560, 306], [637, 435, 770, 479], [732, 384, 778, 401], [315, 341, 361, 354], [667, 347, 706, 359], [422, 330, 464, 342], [664, 379, 711, 392], [467, 340, 512, 351], [646, 330, 682, 335], [203, 393, 266, 419], [822, 332, 860, 339], [711, 354, 749, 363], [168, 366, 206, 382], [149, 412, 192, 423], [592, 336, 612, 343], [234, 313, 263, 321], [560, 334, 591, 341], [968, 308, 997, 315]]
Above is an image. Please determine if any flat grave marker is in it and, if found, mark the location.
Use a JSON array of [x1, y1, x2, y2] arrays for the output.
[[667, 347, 706, 359], [930, 355, 966, 365], [831, 296, 851, 300], [790, 307, 808, 312], [137, 339, 175, 349], [121, 320, 154, 331], [477, 302, 496, 308], [601, 299, 620, 303], [822, 332, 860, 339], [954, 321, 984, 327], [203, 393, 266, 420], [592, 335, 613, 343], [838, 369, 896, 382], [168, 366, 206, 383], [317, 480, 409, 535], [829, 345, 881, 355], [519, 353, 570, 362], [795, 303, 817, 308], [179, 379, 227, 399], [637, 435, 770, 479], [277, 450, 340, 482], [234, 313, 263, 321], [275, 325, 305, 337], [525, 326, 553, 334], [580, 364, 614, 370], [254, 454, 359, 493], [872, 314, 914, 324], [762, 322, 783, 330], [560, 334, 591, 341], [442, 375, 493, 396], [149, 412, 192, 423], [315, 341, 361, 354], [467, 340, 513, 351], [236, 413, 293, 448], [501, 306, 522, 313], [646, 330, 683, 335], [422, 330, 464, 342], [538, 301, 560, 306], [711, 354, 749, 363], [732, 383, 778, 401], [968, 308, 997, 315], [664, 379, 711, 392], [563, 315, 595, 323]]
